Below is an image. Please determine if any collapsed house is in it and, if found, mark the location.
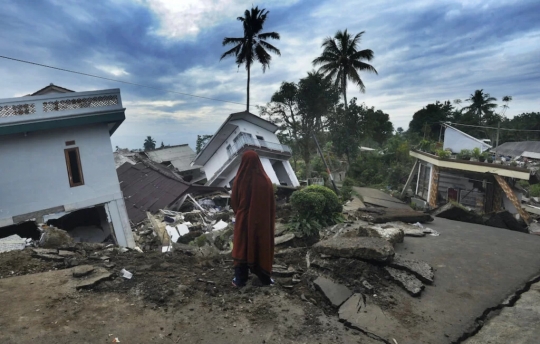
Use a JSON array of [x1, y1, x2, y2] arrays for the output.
[[117, 161, 225, 224], [191, 111, 300, 188], [406, 125, 531, 223], [144, 144, 204, 182], [0, 84, 135, 247]]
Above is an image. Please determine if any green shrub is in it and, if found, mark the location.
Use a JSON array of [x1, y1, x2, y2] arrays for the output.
[[289, 185, 343, 236], [290, 191, 325, 218], [436, 149, 451, 159], [529, 184, 540, 197], [472, 147, 482, 159], [458, 149, 472, 160], [303, 185, 343, 215]]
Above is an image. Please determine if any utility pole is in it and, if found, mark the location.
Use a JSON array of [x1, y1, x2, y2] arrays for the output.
[[312, 132, 338, 193], [495, 122, 500, 157]]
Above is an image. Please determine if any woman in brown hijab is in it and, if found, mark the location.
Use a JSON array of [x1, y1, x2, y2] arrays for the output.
[[231, 150, 275, 287]]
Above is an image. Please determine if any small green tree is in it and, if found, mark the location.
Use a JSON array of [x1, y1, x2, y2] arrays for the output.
[[143, 136, 156, 151], [290, 185, 343, 236], [196, 135, 213, 154]]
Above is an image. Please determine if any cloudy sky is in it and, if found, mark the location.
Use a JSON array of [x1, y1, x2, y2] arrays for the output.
[[1, 0, 539, 150]]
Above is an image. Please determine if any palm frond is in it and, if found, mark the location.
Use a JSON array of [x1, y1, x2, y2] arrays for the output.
[[350, 60, 378, 74], [347, 68, 366, 92], [222, 37, 244, 46], [350, 48, 374, 61], [258, 31, 280, 40], [255, 43, 272, 72], [220, 44, 242, 60], [259, 41, 281, 55]]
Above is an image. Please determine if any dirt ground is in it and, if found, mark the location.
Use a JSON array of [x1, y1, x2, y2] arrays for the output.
[[0, 246, 384, 344]]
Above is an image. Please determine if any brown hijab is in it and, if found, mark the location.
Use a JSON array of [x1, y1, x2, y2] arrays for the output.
[[231, 150, 275, 276]]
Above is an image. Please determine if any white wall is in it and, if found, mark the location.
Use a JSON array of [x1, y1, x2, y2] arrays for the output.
[[203, 119, 280, 181], [443, 126, 491, 153], [0, 123, 121, 219], [282, 160, 300, 186]]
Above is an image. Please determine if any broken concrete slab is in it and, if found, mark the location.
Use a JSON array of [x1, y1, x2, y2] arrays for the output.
[[389, 256, 434, 284], [274, 222, 287, 237], [431, 203, 483, 224], [312, 237, 394, 262], [39, 226, 74, 248], [72, 265, 95, 278], [384, 266, 424, 296], [33, 253, 65, 261], [75, 268, 112, 290], [31, 248, 58, 254], [58, 250, 77, 257], [384, 221, 426, 237], [484, 211, 528, 233], [275, 233, 295, 245], [354, 187, 411, 210], [313, 276, 353, 307], [339, 293, 401, 343], [356, 208, 433, 224], [0, 235, 27, 253], [363, 225, 404, 244]]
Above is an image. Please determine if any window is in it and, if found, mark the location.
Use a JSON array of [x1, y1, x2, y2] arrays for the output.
[[64, 147, 84, 187], [226, 144, 233, 157], [256, 135, 264, 140]]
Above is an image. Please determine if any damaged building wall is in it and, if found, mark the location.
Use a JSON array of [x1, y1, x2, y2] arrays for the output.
[[0, 124, 120, 221], [0, 123, 135, 248]]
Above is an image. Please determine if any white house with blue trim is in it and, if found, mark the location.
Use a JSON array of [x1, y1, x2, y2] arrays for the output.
[[192, 111, 300, 188], [0, 84, 135, 247]]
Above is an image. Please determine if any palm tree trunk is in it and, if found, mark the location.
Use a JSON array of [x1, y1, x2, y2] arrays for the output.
[[342, 74, 351, 165], [246, 64, 251, 112]]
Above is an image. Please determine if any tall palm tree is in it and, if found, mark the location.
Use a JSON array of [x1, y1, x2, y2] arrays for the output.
[[312, 29, 377, 108], [464, 89, 498, 121], [221, 6, 281, 112], [143, 136, 156, 151]]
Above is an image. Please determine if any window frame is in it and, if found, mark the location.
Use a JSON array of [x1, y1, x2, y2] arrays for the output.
[[64, 147, 85, 187]]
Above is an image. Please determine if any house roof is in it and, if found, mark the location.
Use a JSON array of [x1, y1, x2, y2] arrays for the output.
[[495, 141, 540, 157], [410, 150, 530, 180], [117, 161, 226, 224], [145, 144, 200, 172], [193, 111, 278, 166], [0, 88, 125, 137], [29, 83, 75, 96], [444, 124, 493, 149]]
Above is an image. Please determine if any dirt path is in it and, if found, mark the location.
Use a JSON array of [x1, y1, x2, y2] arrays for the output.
[[0, 255, 379, 344]]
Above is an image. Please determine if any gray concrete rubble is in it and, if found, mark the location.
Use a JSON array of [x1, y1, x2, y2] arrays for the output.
[[313, 276, 353, 307], [389, 255, 434, 284], [72, 265, 95, 278], [352, 225, 404, 245], [275, 233, 295, 245], [74, 267, 112, 290], [39, 226, 74, 248], [384, 221, 426, 237], [356, 207, 433, 224], [312, 237, 395, 262], [384, 266, 424, 296], [431, 202, 484, 224], [339, 293, 402, 342]]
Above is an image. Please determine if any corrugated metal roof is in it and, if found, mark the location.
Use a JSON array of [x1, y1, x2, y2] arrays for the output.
[[521, 151, 540, 160], [495, 141, 540, 157], [146, 145, 200, 172], [117, 162, 226, 224]]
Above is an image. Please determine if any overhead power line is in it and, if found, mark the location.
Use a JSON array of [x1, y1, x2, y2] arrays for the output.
[[447, 122, 540, 133], [0, 55, 250, 107]]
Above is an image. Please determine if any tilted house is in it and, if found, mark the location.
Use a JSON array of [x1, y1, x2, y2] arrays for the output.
[[0, 84, 135, 247], [192, 111, 300, 188], [406, 125, 531, 223]]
